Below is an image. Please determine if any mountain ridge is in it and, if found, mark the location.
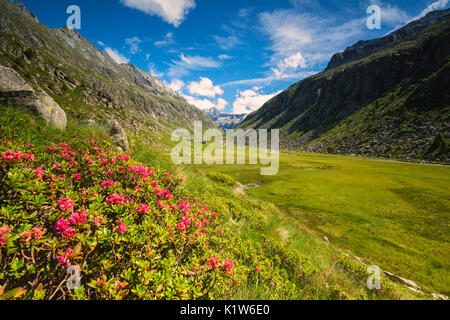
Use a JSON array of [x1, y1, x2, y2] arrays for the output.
[[239, 9, 450, 162]]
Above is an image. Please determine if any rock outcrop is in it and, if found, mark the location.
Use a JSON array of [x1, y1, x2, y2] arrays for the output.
[[0, 66, 67, 129], [101, 120, 129, 152]]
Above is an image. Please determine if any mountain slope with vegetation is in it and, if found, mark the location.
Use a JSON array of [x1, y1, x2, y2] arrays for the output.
[[239, 9, 450, 162], [0, 0, 215, 140], [0, 105, 428, 300]]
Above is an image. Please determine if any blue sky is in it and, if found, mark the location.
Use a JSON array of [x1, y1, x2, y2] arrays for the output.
[[19, 0, 450, 114]]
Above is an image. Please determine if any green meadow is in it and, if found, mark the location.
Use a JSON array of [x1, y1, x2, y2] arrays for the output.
[[184, 149, 450, 295]]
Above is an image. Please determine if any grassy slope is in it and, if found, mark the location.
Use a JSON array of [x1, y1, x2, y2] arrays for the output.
[[184, 150, 450, 296], [0, 106, 427, 300]]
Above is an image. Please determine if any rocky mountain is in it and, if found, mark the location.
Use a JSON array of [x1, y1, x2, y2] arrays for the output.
[[239, 9, 450, 162], [205, 107, 247, 130], [0, 0, 215, 142]]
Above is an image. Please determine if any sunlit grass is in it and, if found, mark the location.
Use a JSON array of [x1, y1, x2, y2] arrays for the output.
[[184, 150, 450, 295]]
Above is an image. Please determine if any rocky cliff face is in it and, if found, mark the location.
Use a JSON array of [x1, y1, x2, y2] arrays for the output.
[[240, 9, 450, 162], [327, 9, 450, 70], [0, 0, 215, 139], [0, 66, 67, 129]]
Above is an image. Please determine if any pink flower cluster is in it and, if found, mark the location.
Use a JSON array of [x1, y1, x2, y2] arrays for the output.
[[208, 256, 220, 268], [1, 150, 35, 161], [22, 227, 44, 243], [57, 247, 73, 267], [58, 197, 75, 212], [34, 167, 44, 178], [136, 204, 149, 214], [106, 193, 127, 205], [0, 225, 11, 245], [54, 218, 78, 239], [208, 256, 234, 274], [223, 259, 234, 274], [157, 188, 172, 200], [101, 180, 116, 188], [115, 220, 127, 234]]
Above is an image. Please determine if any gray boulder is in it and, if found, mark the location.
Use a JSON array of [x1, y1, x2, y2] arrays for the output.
[[0, 66, 67, 129], [102, 119, 129, 152]]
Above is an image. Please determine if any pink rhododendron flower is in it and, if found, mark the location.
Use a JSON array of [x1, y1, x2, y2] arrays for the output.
[[58, 197, 74, 211], [208, 256, 219, 268], [223, 259, 234, 273], [73, 173, 81, 181], [59, 142, 70, 149], [22, 230, 33, 243], [106, 193, 127, 205], [101, 180, 116, 188], [68, 212, 87, 225], [92, 146, 101, 152], [57, 247, 73, 267], [54, 218, 78, 239], [137, 204, 149, 214], [34, 227, 44, 239], [115, 220, 127, 234], [35, 167, 44, 178], [176, 222, 186, 233], [93, 217, 105, 227], [0, 225, 11, 245]]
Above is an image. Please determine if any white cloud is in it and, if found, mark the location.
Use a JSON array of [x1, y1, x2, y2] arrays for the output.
[[222, 70, 318, 87], [232, 89, 281, 114], [218, 54, 232, 60], [413, 0, 449, 20], [169, 79, 185, 91], [148, 63, 164, 77], [168, 54, 221, 78], [155, 32, 174, 47], [187, 77, 223, 98], [271, 52, 307, 79], [184, 95, 228, 111], [381, 5, 409, 25], [214, 35, 242, 51], [105, 47, 129, 64], [121, 0, 196, 27], [125, 36, 142, 54], [97, 41, 105, 47], [259, 9, 367, 71]]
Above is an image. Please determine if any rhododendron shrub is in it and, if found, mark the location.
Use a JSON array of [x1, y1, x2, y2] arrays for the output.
[[0, 138, 238, 300]]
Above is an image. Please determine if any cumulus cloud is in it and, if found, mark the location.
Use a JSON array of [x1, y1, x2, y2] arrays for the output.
[[168, 79, 185, 91], [187, 77, 223, 98], [105, 47, 129, 64], [184, 95, 228, 111], [125, 36, 142, 54], [121, 0, 196, 27], [232, 89, 280, 114], [271, 52, 307, 79]]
